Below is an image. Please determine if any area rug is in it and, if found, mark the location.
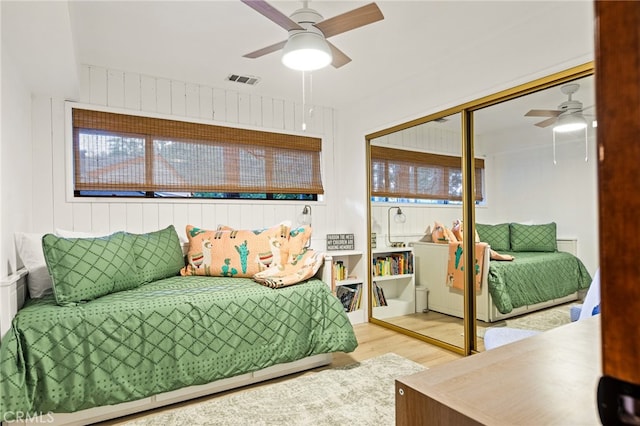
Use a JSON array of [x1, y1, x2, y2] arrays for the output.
[[477, 302, 579, 338], [120, 353, 425, 426]]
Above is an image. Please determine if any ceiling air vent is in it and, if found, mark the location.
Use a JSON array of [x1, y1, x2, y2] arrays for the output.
[[226, 74, 260, 86]]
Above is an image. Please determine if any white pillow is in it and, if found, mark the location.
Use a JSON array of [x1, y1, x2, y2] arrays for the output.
[[55, 228, 109, 238], [14, 232, 53, 298]]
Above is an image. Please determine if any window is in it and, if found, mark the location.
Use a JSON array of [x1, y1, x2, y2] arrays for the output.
[[71, 108, 324, 200], [370, 146, 484, 204]]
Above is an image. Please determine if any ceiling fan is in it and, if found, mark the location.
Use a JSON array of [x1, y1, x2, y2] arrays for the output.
[[241, 0, 384, 70], [526, 82, 595, 164], [524, 83, 594, 131]]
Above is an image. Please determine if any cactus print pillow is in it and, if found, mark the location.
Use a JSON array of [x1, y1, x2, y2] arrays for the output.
[[254, 249, 325, 288], [181, 224, 290, 278], [288, 225, 312, 264]]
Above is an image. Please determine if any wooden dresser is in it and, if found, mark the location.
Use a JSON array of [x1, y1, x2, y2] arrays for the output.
[[396, 316, 601, 425]]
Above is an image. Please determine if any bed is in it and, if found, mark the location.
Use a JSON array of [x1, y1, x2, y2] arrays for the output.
[[0, 224, 357, 425], [412, 222, 592, 323]]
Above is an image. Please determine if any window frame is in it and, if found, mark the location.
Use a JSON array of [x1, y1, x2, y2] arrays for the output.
[[369, 144, 485, 205], [65, 103, 325, 203]]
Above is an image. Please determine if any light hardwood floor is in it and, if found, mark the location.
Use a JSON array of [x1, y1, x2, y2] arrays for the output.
[[331, 321, 463, 368], [100, 322, 461, 425]]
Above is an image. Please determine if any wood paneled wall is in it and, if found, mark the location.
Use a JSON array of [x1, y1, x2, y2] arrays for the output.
[[30, 65, 341, 248]]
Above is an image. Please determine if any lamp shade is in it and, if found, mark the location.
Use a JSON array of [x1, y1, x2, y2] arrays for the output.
[[387, 206, 407, 247], [394, 208, 407, 223], [299, 205, 312, 226], [282, 32, 332, 71], [554, 112, 587, 133]]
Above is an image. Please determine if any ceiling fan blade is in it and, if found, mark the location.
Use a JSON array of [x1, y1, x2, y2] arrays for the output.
[[243, 40, 287, 59], [327, 41, 352, 68], [241, 0, 304, 31], [525, 109, 563, 117], [314, 3, 384, 38], [534, 116, 559, 128]]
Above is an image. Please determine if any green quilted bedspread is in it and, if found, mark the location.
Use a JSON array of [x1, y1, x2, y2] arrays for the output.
[[0, 276, 357, 417], [488, 251, 592, 314]]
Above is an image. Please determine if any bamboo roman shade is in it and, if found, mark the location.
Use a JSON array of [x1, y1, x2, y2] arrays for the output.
[[371, 146, 484, 201], [72, 108, 324, 195]]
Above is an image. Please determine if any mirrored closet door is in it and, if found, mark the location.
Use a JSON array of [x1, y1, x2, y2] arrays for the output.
[[366, 64, 597, 356], [471, 70, 597, 350], [367, 111, 472, 353]]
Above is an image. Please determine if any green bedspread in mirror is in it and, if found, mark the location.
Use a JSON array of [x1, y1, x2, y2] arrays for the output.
[[488, 251, 592, 314], [0, 276, 357, 416]]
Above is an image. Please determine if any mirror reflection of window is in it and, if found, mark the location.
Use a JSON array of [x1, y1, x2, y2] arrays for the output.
[[369, 113, 468, 351], [367, 68, 597, 356]]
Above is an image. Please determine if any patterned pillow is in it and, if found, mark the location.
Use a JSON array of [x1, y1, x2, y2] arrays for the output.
[[254, 250, 325, 288], [475, 223, 511, 251], [181, 224, 290, 277], [42, 232, 139, 306], [509, 222, 557, 252], [288, 225, 312, 264], [131, 225, 185, 284]]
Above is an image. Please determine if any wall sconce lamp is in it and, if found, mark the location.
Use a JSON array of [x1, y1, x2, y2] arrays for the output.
[[387, 207, 406, 247], [299, 205, 312, 248], [299, 205, 312, 226]]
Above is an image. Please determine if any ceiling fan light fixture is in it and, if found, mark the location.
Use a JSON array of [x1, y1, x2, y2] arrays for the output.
[[282, 31, 332, 71], [553, 112, 588, 133]]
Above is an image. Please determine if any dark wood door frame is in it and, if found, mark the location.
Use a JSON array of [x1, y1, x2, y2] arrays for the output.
[[595, 1, 640, 422]]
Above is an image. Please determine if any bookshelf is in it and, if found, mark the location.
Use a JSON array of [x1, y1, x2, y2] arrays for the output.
[[371, 247, 415, 320], [325, 250, 365, 324]]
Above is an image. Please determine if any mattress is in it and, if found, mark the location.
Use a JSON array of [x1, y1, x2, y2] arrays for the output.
[[488, 251, 592, 314], [0, 276, 357, 416]]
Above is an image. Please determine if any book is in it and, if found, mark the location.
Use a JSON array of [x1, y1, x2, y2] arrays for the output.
[[373, 252, 412, 276], [333, 261, 346, 281], [371, 281, 387, 307], [336, 283, 362, 312]]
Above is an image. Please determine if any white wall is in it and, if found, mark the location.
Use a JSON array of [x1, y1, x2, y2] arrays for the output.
[[0, 48, 33, 277], [28, 65, 348, 250], [335, 1, 596, 275], [477, 130, 599, 274], [3, 1, 597, 281]]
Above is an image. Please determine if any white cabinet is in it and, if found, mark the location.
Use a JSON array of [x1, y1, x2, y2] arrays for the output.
[[411, 241, 487, 320], [371, 247, 415, 320], [325, 250, 365, 324]]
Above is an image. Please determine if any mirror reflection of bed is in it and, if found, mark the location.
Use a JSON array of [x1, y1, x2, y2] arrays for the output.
[[368, 72, 599, 352]]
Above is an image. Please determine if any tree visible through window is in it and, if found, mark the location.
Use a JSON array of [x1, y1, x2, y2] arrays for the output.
[[370, 146, 484, 204], [72, 108, 324, 200]]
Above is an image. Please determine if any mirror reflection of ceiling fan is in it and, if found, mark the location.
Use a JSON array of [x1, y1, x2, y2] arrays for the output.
[[241, 0, 384, 70], [525, 83, 595, 132]]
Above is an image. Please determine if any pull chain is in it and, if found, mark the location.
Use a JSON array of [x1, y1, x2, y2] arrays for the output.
[[301, 71, 307, 131], [308, 73, 314, 121], [584, 128, 589, 162]]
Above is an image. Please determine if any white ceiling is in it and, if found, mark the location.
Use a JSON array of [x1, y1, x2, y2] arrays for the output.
[[2, 0, 595, 114], [474, 74, 595, 136]]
